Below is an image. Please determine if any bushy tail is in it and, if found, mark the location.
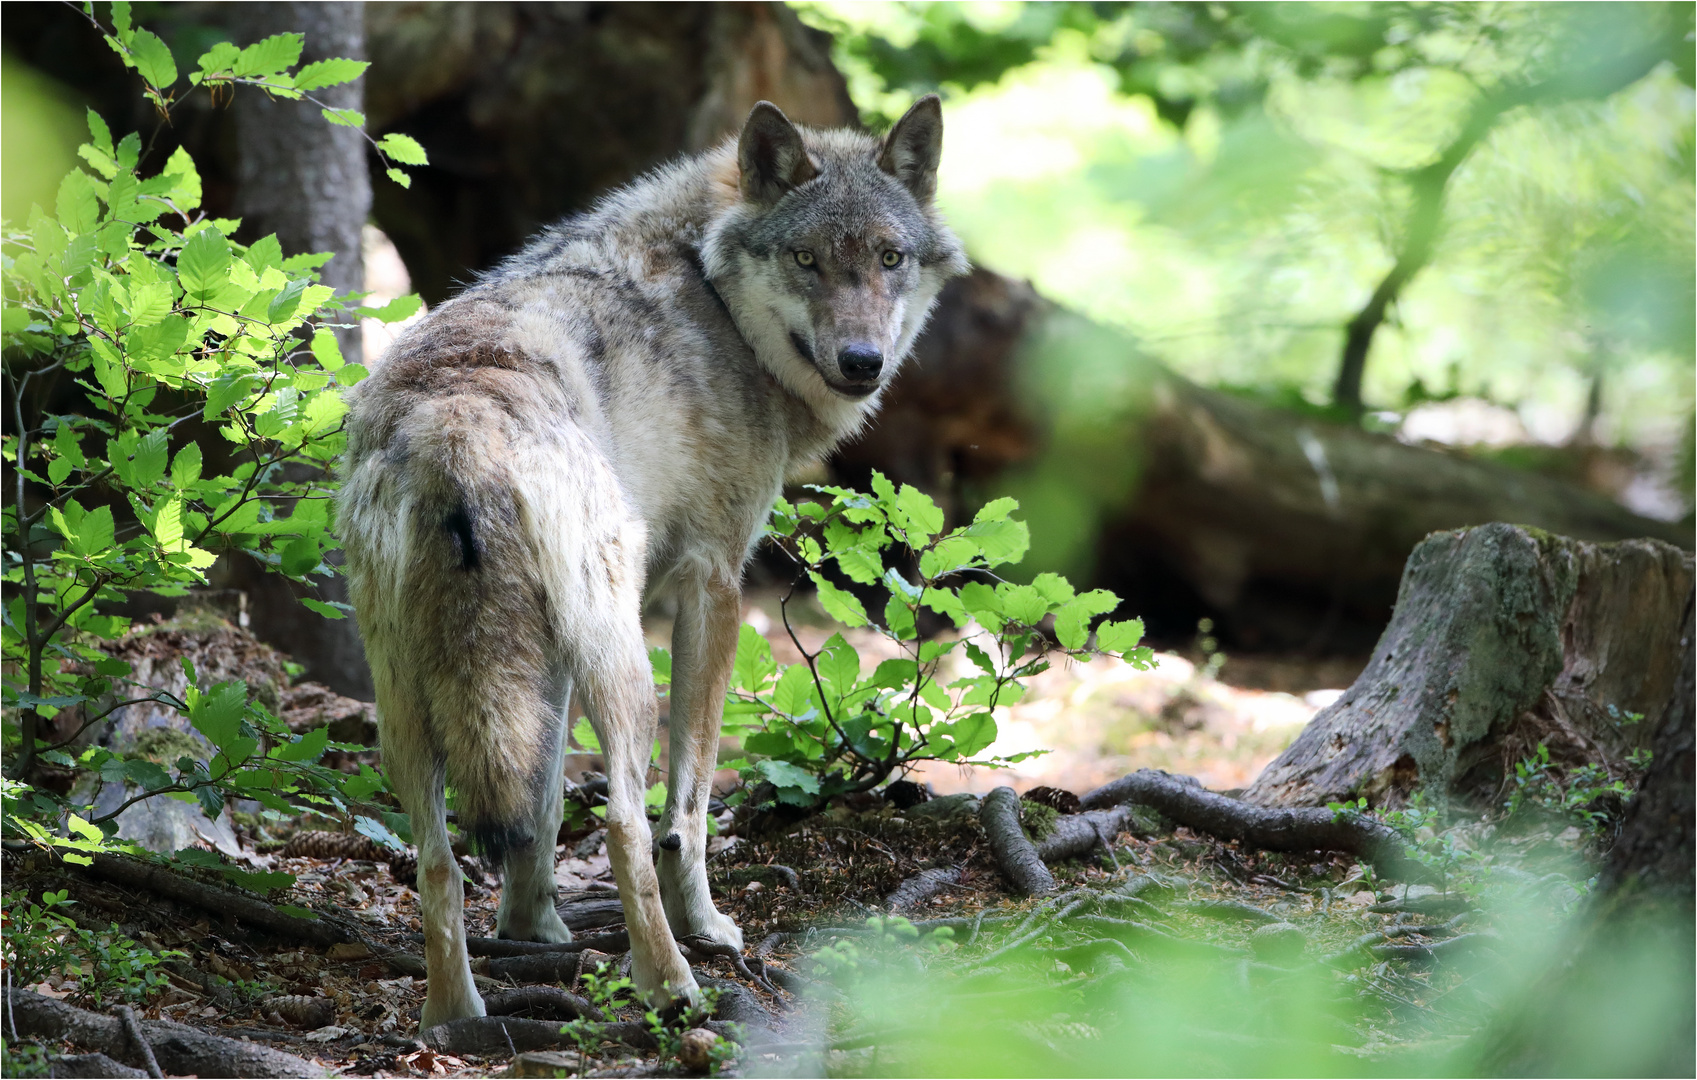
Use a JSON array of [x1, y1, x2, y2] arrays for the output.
[[344, 414, 564, 863]]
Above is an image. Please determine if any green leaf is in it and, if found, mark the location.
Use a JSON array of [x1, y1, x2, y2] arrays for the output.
[[275, 904, 318, 921], [111, 2, 133, 44], [292, 57, 369, 91], [127, 280, 172, 327], [177, 226, 231, 300], [300, 598, 347, 620], [1096, 618, 1146, 654], [149, 494, 184, 550], [731, 623, 775, 694], [1054, 589, 1119, 651], [233, 33, 304, 78], [571, 716, 601, 753], [122, 758, 173, 791], [884, 594, 916, 640], [1030, 573, 1075, 607], [204, 371, 257, 418], [869, 657, 919, 689], [834, 546, 883, 585], [918, 535, 978, 579], [195, 41, 240, 79], [377, 132, 429, 165], [771, 663, 817, 719], [309, 328, 345, 370], [809, 571, 868, 628], [272, 725, 329, 762], [129, 29, 179, 89], [189, 680, 248, 750], [159, 145, 202, 211], [996, 583, 1049, 627], [754, 759, 820, 795], [950, 712, 998, 758], [363, 293, 423, 324], [89, 340, 130, 399], [131, 429, 168, 485], [86, 108, 115, 155], [649, 646, 672, 686], [895, 484, 944, 542], [95, 657, 132, 677], [385, 168, 412, 189], [973, 497, 1018, 523], [267, 277, 309, 322], [171, 442, 202, 488], [244, 234, 283, 273], [816, 634, 860, 698], [321, 107, 366, 128], [56, 172, 101, 234], [225, 868, 295, 892], [78, 505, 116, 556], [959, 581, 1002, 628], [963, 517, 1030, 567], [279, 536, 321, 577]]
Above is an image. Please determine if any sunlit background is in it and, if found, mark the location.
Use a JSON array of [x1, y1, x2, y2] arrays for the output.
[[798, 1, 1695, 519]]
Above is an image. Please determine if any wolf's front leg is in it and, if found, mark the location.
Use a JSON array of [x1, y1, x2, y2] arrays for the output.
[[656, 575, 744, 950]]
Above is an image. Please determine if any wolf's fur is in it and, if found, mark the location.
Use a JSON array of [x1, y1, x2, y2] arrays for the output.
[[338, 98, 966, 1028]]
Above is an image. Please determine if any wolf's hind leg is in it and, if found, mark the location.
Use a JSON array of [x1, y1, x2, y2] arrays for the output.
[[496, 674, 572, 943], [578, 618, 697, 1006], [386, 731, 485, 1029], [657, 575, 743, 950]]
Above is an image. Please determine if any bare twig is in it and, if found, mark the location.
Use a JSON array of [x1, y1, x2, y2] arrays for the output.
[[116, 1006, 163, 1079]]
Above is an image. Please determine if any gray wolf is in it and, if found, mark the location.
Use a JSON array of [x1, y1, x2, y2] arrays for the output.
[[337, 97, 967, 1028]]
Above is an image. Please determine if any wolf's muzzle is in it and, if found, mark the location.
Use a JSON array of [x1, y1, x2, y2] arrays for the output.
[[837, 343, 883, 384]]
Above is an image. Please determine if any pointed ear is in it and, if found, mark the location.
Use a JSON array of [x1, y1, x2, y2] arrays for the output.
[[878, 94, 944, 203], [738, 101, 818, 205]]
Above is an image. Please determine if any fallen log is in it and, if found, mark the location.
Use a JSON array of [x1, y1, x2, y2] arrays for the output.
[[4, 988, 323, 1078], [1080, 770, 1430, 881]]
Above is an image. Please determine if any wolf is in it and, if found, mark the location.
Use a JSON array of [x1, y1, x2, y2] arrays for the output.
[[337, 96, 968, 1028]]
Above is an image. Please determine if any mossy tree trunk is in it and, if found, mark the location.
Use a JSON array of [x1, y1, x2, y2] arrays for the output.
[[1245, 524, 1693, 808]]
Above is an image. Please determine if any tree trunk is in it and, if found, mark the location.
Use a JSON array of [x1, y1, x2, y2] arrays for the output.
[[224, 1, 374, 698], [1243, 523, 1694, 808]]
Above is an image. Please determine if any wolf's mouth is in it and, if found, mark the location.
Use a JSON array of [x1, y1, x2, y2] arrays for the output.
[[792, 331, 877, 399]]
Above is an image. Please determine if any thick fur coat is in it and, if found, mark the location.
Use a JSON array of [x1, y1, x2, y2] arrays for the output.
[[338, 98, 967, 1027]]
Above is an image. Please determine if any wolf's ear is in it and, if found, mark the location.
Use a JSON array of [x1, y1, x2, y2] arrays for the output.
[[879, 94, 944, 203], [738, 102, 818, 205]]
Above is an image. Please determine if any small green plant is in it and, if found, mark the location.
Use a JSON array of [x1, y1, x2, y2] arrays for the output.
[[3, 3, 422, 880], [0, 888, 182, 1006], [1504, 743, 1634, 835], [674, 479, 1152, 811]]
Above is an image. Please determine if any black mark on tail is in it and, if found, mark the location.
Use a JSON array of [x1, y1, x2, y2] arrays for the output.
[[658, 832, 682, 851], [444, 505, 482, 571]]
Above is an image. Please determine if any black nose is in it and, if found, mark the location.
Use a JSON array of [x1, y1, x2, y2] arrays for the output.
[[838, 343, 883, 383]]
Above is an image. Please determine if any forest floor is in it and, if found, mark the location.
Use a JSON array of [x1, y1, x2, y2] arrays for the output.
[[4, 607, 1611, 1078]]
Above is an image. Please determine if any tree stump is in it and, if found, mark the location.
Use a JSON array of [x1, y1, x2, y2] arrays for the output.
[[1245, 523, 1694, 808]]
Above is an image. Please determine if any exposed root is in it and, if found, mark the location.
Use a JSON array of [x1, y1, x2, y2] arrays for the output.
[[980, 786, 1056, 896], [4, 988, 324, 1078], [885, 866, 961, 912], [1080, 770, 1432, 881]]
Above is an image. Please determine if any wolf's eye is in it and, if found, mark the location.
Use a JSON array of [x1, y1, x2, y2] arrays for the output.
[[882, 250, 904, 268], [794, 250, 816, 268]]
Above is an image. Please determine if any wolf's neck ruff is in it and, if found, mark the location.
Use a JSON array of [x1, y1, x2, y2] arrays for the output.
[[337, 98, 966, 1030]]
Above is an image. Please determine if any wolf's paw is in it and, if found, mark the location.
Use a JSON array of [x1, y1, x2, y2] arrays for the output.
[[495, 904, 572, 944], [633, 951, 700, 1010], [679, 906, 743, 952], [419, 984, 486, 1033]]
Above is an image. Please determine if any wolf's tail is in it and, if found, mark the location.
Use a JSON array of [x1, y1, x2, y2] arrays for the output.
[[342, 395, 644, 864]]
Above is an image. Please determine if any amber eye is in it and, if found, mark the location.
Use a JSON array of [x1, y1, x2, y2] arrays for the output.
[[794, 250, 816, 267], [882, 250, 904, 268]]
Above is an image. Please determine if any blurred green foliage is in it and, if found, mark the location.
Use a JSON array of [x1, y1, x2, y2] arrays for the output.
[[798, 2, 1694, 510]]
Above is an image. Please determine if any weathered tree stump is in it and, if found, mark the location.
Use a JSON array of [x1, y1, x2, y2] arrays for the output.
[[1246, 524, 1694, 808]]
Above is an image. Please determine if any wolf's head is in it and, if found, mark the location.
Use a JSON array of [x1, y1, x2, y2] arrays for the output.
[[703, 97, 969, 425]]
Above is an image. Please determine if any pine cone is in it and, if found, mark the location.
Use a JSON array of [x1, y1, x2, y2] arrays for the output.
[[882, 779, 931, 809], [387, 852, 418, 888], [1021, 786, 1081, 814], [280, 830, 386, 862]]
